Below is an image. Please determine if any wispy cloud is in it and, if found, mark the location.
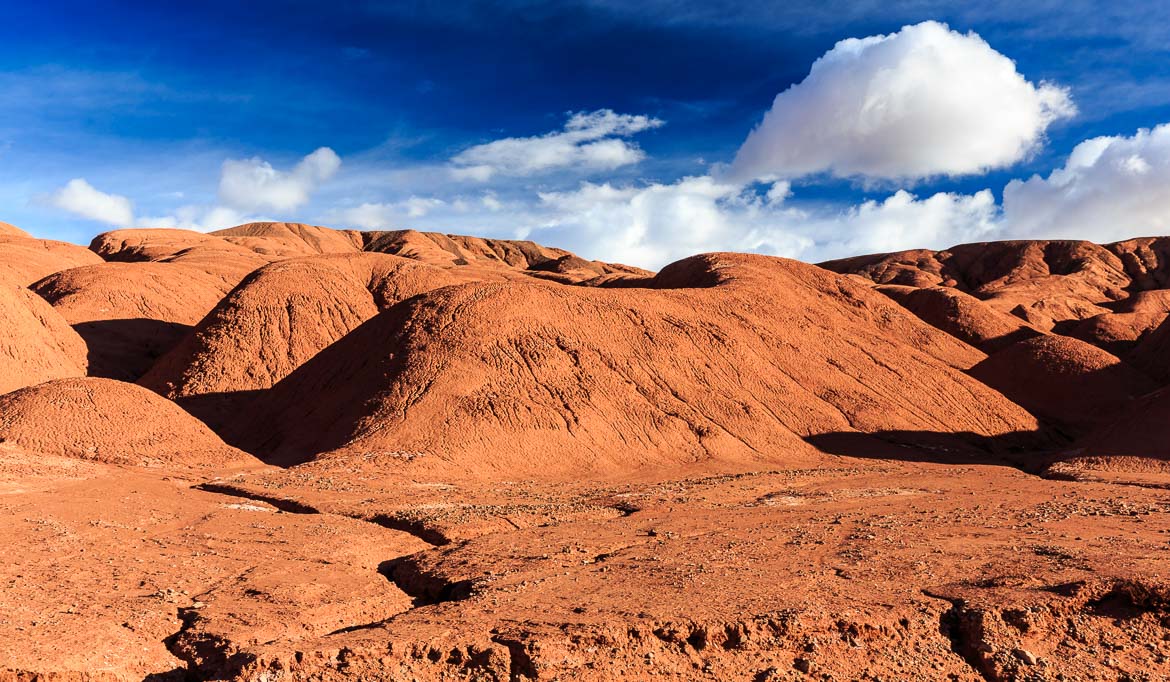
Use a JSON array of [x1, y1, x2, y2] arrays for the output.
[[449, 109, 663, 180]]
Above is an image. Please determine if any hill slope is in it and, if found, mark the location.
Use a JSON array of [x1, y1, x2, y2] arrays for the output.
[[0, 282, 88, 395], [228, 253, 1043, 472], [0, 378, 257, 468]]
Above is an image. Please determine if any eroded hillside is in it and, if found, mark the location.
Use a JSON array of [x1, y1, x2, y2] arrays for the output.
[[2, 223, 1170, 680]]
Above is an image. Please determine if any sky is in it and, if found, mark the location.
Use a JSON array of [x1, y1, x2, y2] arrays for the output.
[[5, 0, 1170, 268]]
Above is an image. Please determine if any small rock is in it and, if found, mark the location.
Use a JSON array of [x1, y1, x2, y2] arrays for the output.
[[794, 657, 814, 674], [1013, 648, 1039, 665]]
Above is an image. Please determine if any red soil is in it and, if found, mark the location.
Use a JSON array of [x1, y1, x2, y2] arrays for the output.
[[0, 234, 105, 286], [4, 223, 1170, 680], [0, 280, 87, 395], [0, 377, 257, 469], [229, 253, 1039, 472], [140, 253, 510, 400], [0, 220, 29, 237]]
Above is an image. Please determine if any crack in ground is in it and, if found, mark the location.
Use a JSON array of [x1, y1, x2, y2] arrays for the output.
[[367, 512, 453, 546], [921, 589, 995, 682], [194, 482, 322, 515], [489, 633, 538, 680], [158, 605, 256, 682], [377, 554, 479, 607]]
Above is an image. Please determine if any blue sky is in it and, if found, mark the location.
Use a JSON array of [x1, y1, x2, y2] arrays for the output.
[[5, 1, 1170, 267]]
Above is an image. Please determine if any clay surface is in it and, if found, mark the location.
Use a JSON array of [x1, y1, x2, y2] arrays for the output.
[[3, 224, 1170, 680]]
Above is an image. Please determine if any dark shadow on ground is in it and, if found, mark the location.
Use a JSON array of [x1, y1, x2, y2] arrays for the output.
[[167, 389, 269, 451], [805, 428, 1066, 473], [74, 318, 190, 381]]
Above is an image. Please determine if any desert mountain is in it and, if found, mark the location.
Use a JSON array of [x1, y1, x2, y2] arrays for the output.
[[361, 228, 649, 281], [874, 284, 1042, 353], [214, 221, 365, 256], [968, 335, 1158, 434], [225, 252, 1042, 472], [1129, 313, 1170, 383], [1051, 386, 1170, 476], [31, 262, 235, 380], [91, 228, 285, 286], [821, 238, 1167, 334], [0, 220, 29, 237], [140, 252, 515, 403], [826, 238, 1170, 437]]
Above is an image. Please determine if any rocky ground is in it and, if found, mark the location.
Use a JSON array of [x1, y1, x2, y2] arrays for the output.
[[4, 452, 1170, 680]]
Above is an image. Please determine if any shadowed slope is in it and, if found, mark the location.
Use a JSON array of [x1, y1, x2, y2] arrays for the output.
[[876, 284, 1043, 354], [1048, 386, 1170, 476], [1130, 314, 1170, 385], [969, 335, 1157, 435], [31, 263, 235, 380], [1110, 236, 1170, 290], [820, 237, 1170, 390], [140, 253, 510, 400], [227, 253, 1042, 473], [822, 240, 1133, 332], [1063, 310, 1167, 357]]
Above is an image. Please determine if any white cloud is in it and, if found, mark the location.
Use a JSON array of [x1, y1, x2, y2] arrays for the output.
[[481, 191, 503, 211], [812, 189, 999, 259], [218, 147, 341, 212], [48, 178, 253, 233], [136, 205, 249, 232], [46, 149, 341, 234], [531, 177, 998, 268], [1002, 124, 1170, 241], [393, 117, 1170, 269], [331, 196, 446, 229], [534, 176, 804, 267], [450, 109, 662, 180], [48, 178, 135, 226], [730, 21, 1075, 182]]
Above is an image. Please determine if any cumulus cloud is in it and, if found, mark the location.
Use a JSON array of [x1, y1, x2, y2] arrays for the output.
[[47, 178, 254, 232], [730, 21, 1075, 182], [47, 148, 341, 233], [136, 205, 249, 232], [332, 196, 446, 229], [218, 147, 341, 212], [1002, 124, 1170, 241], [450, 109, 662, 180], [48, 178, 135, 226], [812, 189, 999, 259], [534, 176, 804, 267], [532, 177, 998, 268]]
